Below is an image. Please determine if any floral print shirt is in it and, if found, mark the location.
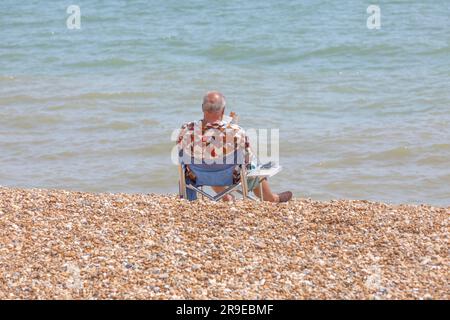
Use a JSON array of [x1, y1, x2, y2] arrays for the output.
[[176, 119, 253, 181]]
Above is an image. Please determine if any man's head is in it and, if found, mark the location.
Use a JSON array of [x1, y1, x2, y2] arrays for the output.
[[202, 91, 226, 123]]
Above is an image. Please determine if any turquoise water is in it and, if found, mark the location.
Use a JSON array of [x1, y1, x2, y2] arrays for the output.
[[0, 1, 449, 205]]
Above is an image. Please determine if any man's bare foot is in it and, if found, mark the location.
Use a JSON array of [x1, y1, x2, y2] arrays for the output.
[[222, 194, 235, 202], [277, 191, 293, 203]]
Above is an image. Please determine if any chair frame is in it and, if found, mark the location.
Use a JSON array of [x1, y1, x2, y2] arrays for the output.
[[178, 164, 251, 201]]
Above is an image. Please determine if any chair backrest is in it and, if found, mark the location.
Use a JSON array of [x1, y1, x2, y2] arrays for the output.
[[188, 164, 236, 187]]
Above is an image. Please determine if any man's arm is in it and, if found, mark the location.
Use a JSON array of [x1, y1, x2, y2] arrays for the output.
[[236, 127, 253, 168]]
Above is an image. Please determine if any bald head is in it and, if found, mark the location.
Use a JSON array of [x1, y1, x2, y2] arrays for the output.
[[202, 91, 226, 114]]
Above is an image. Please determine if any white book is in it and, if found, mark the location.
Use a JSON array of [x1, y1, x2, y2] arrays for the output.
[[247, 165, 282, 178]]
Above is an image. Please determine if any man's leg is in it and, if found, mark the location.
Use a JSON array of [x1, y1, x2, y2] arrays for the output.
[[211, 186, 234, 201], [213, 181, 291, 203], [252, 179, 280, 202]]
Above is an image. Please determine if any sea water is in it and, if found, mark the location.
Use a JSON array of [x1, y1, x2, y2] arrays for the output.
[[0, 1, 449, 205]]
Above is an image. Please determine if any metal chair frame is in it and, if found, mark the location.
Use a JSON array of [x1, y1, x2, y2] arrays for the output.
[[178, 164, 250, 201]]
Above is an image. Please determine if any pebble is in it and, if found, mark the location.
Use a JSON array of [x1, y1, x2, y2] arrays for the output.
[[191, 264, 201, 271]]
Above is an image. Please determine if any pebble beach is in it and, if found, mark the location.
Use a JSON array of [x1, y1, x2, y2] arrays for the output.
[[0, 186, 448, 300]]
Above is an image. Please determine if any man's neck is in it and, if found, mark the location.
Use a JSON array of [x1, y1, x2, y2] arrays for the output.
[[203, 113, 222, 124]]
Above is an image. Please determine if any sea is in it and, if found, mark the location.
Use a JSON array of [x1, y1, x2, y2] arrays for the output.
[[1, 1, 449, 205]]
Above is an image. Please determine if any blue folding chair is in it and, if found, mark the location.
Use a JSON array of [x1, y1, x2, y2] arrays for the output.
[[178, 162, 249, 201]]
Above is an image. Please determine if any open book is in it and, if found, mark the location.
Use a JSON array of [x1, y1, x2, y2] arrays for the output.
[[247, 162, 282, 178]]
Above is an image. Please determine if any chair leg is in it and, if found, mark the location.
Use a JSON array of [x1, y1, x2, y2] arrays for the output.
[[178, 164, 187, 199], [213, 183, 242, 201], [259, 178, 264, 201], [186, 184, 215, 201], [240, 166, 248, 199], [236, 190, 258, 201]]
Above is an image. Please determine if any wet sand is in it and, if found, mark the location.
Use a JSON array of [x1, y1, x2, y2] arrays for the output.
[[0, 186, 448, 299]]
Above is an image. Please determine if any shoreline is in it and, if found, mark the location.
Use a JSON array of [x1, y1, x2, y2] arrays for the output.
[[0, 186, 448, 299]]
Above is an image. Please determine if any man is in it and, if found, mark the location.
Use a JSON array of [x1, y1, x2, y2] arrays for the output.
[[177, 91, 292, 202]]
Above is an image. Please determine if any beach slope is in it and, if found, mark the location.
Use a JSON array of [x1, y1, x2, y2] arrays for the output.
[[0, 187, 448, 299]]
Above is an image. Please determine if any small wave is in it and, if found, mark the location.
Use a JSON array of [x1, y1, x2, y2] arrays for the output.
[[79, 121, 135, 132], [419, 46, 450, 56], [74, 92, 156, 100], [308, 146, 417, 167], [111, 106, 148, 114], [0, 95, 42, 105], [0, 75, 16, 81], [326, 85, 371, 94], [102, 38, 149, 48], [196, 42, 401, 65], [140, 119, 159, 126], [416, 155, 450, 166], [364, 146, 413, 161], [1, 113, 65, 129], [302, 44, 401, 59], [200, 43, 288, 63], [430, 143, 450, 151], [65, 58, 137, 68], [310, 156, 364, 169], [0, 93, 148, 105], [415, 144, 450, 166], [112, 143, 169, 157], [0, 53, 27, 61], [38, 151, 78, 161]]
